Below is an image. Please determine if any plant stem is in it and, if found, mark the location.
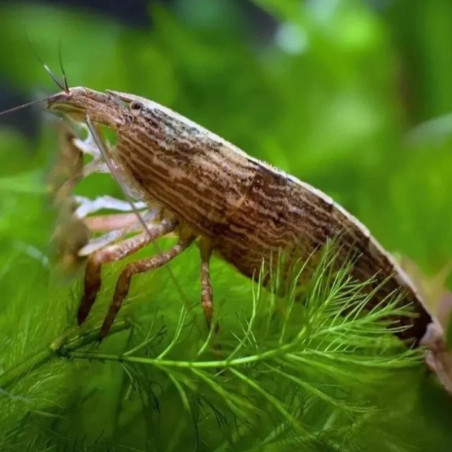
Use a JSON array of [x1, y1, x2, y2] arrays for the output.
[[65, 344, 420, 371], [0, 321, 130, 389], [67, 344, 288, 369], [0, 346, 55, 390]]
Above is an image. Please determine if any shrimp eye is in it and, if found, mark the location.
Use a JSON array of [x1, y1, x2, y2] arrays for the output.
[[129, 101, 143, 116]]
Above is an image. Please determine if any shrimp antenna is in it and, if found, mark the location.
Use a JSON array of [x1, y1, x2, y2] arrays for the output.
[[26, 34, 69, 93], [58, 40, 69, 92], [43, 63, 68, 93], [0, 94, 57, 117]]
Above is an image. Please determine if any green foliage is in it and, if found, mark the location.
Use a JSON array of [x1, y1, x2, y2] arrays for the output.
[[0, 0, 452, 450], [0, 242, 439, 451]]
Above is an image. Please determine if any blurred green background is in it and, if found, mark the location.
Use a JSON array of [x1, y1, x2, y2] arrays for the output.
[[0, 0, 452, 450]]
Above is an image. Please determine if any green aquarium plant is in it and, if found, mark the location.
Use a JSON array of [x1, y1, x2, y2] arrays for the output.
[[0, 239, 441, 451]]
